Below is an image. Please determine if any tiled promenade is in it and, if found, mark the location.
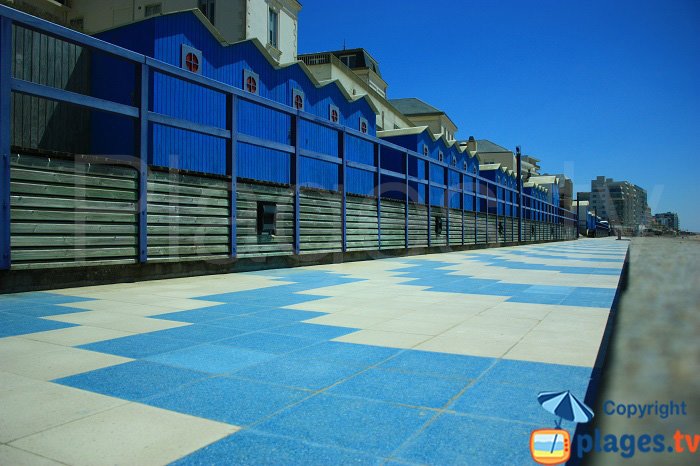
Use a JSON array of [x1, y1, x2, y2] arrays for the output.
[[0, 238, 628, 465]]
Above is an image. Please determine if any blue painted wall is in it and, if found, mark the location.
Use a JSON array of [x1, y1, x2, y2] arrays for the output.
[[93, 11, 375, 189]]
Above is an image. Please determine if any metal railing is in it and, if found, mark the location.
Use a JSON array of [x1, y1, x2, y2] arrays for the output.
[[0, 5, 577, 270]]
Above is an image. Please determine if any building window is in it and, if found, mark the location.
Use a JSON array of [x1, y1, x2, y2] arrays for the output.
[[243, 69, 259, 95], [438, 151, 444, 162], [268, 8, 279, 49], [339, 54, 357, 68], [423, 145, 429, 157], [329, 104, 339, 123], [451, 155, 457, 167], [198, 0, 215, 24], [292, 89, 304, 111], [69, 17, 84, 31], [181, 44, 202, 75], [144, 3, 162, 17], [359, 117, 368, 134], [463, 161, 467, 171]]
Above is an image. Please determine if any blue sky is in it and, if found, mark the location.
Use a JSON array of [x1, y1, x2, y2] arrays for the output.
[[298, 0, 700, 231]]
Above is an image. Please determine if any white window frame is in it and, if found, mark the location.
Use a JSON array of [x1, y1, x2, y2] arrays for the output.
[[268, 7, 279, 49], [359, 117, 369, 134], [328, 104, 340, 123], [181, 44, 202, 75], [292, 88, 304, 111], [243, 69, 259, 95]]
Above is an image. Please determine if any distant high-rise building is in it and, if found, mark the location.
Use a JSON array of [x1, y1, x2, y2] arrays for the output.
[[590, 176, 649, 232], [654, 212, 679, 231]]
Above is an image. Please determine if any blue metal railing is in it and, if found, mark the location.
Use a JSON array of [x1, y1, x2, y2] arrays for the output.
[[0, 4, 577, 270]]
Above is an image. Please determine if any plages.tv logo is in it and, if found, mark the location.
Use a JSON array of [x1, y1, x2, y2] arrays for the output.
[[530, 390, 594, 465]]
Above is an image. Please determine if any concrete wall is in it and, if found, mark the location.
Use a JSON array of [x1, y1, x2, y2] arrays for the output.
[[67, 0, 298, 63], [304, 61, 413, 131]]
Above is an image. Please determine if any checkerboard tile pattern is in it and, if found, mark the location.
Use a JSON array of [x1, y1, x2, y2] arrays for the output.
[[0, 238, 627, 465]]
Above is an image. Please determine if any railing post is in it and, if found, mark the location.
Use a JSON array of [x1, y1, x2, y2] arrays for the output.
[[375, 143, 381, 250], [516, 147, 523, 242], [136, 62, 149, 263], [292, 114, 300, 255], [0, 17, 11, 270], [227, 94, 238, 257], [444, 166, 449, 246], [473, 176, 478, 243], [460, 172, 465, 245], [339, 129, 346, 253], [427, 161, 431, 247], [485, 182, 490, 245], [404, 152, 409, 248]]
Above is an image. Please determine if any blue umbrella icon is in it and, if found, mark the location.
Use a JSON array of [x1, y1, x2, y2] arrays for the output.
[[537, 390, 594, 428]]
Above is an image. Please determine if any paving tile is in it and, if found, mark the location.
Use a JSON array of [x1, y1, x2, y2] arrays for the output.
[[147, 376, 308, 425], [233, 355, 362, 390], [414, 333, 518, 358], [172, 430, 380, 466], [10, 402, 238, 466], [248, 309, 327, 321], [19, 325, 134, 347], [394, 413, 543, 465], [206, 315, 292, 332], [147, 324, 248, 343], [0, 346, 131, 381], [0, 445, 65, 466], [268, 322, 359, 340], [54, 360, 209, 401], [0, 381, 127, 443], [46, 311, 188, 333], [219, 332, 318, 354], [377, 350, 495, 381], [450, 379, 566, 425], [146, 344, 276, 374], [479, 359, 592, 393], [333, 330, 432, 349], [329, 368, 467, 409], [79, 333, 200, 359], [257, 394, 433, 456], [0, 316, 77, 338], [152, 308, 233, 323], [286, 341, 400, 368]]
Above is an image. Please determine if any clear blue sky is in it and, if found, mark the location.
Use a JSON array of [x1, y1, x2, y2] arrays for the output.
[[298, 0, 700, 231]]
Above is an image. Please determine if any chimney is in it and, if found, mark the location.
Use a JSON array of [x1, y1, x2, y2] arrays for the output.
[[466, 136, 477, 155]]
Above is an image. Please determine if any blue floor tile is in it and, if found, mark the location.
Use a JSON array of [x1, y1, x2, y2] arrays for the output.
[[267, 323, 359, 341], [0, 316, 77, 338], [480, 359, 592, 394], [233, 355, 361, 390], [146, 344, 276, 374], [147, 324, 247, 343], [248, 309, 327, 321], [394, 413, 537, 465], [377, 351, 495, 381], [286, 341, 400, 368], [219, 332, 318, 354], [256, 394, 432, 456], [146, 376, 308, 425], [155, 308, 234, 323], [0, 292, 93, 306], [172, 431, 380, 466], [54, 360, 208, 401], [206, 315, 291, 332], [450, 380, 569, 426], [79, 333, 199, 359], [329, 368, 467, 409], [0, 302, 87, 317], [507, 293, 566, 305]]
